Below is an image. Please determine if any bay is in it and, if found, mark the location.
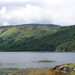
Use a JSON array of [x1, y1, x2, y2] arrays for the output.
[[0, 52, 75, 69]]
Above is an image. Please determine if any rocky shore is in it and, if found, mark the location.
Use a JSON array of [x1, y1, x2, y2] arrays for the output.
[[0, 63, 75, 75], [0, 67, 64, 75]]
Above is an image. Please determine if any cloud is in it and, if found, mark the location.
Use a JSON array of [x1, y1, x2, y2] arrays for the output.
[[0, 0, 75, 26], [0, 0, 27, 2], [42, 0, 75, 25], [0, 7, 6, 15], [0, 4, 52, 26], [0, 7, 8, 26]]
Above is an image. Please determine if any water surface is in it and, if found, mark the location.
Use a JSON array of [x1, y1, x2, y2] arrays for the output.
[[0, 52, 75, 69]]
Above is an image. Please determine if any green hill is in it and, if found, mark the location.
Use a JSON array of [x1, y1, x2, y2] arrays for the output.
[[0, 24, 75, 52], [0, 25, 59, 51]]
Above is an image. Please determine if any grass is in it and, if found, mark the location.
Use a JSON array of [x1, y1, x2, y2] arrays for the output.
[[0, 25, 59, 41], [68, 64, 75, 67], [0, 25, 59, 50], [68, 64, 75, 75], [71, 72, 75, 75]]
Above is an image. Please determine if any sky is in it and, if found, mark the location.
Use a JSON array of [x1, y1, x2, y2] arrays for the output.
[[0, 0, 75, 26]]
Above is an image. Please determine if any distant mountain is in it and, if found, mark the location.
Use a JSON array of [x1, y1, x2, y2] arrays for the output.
[[0, 24, 61, 28], [17, 24, 61, 27]]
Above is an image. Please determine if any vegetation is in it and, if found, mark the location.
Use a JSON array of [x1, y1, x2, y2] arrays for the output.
[[0, 24, 75, 52], [68, 64, 75, 75], [0, 24, 59, 51], [68, 64, 75, 67]]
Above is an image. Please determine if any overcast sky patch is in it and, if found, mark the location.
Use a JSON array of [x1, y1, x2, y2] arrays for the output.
[[0, 0, 75, 26]]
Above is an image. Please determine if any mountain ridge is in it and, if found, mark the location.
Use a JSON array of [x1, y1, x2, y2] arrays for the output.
[[0, 24, 61, 28]]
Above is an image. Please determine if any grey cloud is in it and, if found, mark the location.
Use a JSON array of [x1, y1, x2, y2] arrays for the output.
[[0, 17, 7, 26], [7, 14, 52, 25], [0, 1, 44, 10], [7, 17, 26, 25], [0, 2, 26, 10], [0, 0, 75, 26]]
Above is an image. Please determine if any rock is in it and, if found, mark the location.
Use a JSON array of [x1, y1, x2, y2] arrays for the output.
[[73, 66, 75, 71], [38, 60, 52, 62]]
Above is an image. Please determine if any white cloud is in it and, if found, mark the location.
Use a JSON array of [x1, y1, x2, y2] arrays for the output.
[[0, 7, 6, 15], [1, 4, 51, 25], [42, 0, 75, 25], [0, 0, 75, 26], [3, 21, 8, 26], [0, 7, 8, 26], [44, 0, 63, 4]]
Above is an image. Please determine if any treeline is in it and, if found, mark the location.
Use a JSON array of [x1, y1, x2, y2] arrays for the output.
[[56, 41, 75, 52], [1, 25, 75, 52]]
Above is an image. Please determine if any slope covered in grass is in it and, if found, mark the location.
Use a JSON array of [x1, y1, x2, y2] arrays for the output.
[[0, 25, 59, 51], [2, 25, 75, 52], [0, 25, 58, 40]]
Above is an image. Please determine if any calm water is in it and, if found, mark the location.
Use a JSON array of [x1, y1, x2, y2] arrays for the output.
[[0, 52, 75, 69]]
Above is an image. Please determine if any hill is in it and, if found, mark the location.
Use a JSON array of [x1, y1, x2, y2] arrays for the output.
[[1, 25, 75, 52], [0, 24, 75, 52], [0, 24, 60, 51]]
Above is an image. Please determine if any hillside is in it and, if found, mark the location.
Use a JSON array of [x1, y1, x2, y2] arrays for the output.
[[0, 24, 75, 52], [0, 25, 74, 52], [0, 24, 60, 51]]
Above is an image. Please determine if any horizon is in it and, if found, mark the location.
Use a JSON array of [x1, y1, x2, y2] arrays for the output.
[[0, 23, 74, 27]]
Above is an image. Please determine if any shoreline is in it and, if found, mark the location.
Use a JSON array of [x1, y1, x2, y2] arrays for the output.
[[0, 63, 75, 75], [0, 67, 64, 75], [0, 66, 74, 75]]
